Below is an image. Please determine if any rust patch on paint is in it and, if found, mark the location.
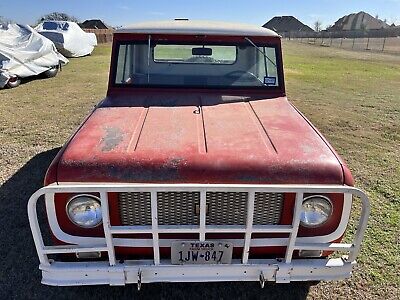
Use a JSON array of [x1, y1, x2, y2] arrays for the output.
[[101, 127, 125, 152]]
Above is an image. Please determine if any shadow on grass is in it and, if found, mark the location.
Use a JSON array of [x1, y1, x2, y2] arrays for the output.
[[0, 148, 312, 300]]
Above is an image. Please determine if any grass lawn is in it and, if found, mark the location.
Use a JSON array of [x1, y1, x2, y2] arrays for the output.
[[283, 42, 400, 298], [0, 42, 399, 299]]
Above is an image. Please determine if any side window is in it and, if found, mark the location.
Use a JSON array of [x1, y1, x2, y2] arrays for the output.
[[256, 47, 278, 86], [115, 45, 134, 84], [265, 47, 278, 82], [115, 45, 127, 84]]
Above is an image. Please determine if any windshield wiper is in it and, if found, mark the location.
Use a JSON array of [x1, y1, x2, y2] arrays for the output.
[[244, 37, 277, 68]]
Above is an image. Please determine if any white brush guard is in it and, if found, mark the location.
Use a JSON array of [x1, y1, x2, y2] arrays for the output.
[[28, 183, 370, 287]]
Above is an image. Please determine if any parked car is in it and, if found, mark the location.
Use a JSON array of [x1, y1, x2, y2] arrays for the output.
[[0, 24, 68, 89], [36, 21, 97, 58], [28, 20, 370, 288]]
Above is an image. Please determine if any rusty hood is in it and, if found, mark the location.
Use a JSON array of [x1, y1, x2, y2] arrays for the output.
[[56, 94, 344, 184]]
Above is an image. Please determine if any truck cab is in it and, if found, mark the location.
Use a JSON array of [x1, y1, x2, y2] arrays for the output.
[[28, 20, 370, 288]]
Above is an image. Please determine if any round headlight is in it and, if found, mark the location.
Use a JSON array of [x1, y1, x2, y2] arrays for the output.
[[66, 195, 102, 228], [300, 195, 332, 227]]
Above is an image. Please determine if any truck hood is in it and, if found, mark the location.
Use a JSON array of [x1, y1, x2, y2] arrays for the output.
[[56, 94, 344, 184]]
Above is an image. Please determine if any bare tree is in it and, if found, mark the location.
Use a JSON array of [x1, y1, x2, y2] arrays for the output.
[[314, 20, 322, 32], [0, 16, 13, 28], [36, 12, 79, 25], [388, 17, 398, 26]]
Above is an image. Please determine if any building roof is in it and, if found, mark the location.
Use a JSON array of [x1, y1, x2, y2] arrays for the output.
[[263, 16, 314, 33], [116, 20, 279, 37], [80, 19, 110, 29], [329, 12, 389, 31]]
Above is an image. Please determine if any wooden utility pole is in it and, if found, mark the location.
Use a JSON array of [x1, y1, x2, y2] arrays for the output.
[[382, 36, 386, 52]]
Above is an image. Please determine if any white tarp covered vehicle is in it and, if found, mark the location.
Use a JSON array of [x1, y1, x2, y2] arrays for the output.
[[0, 23, 68, 89], [36, 21, 97, 58]]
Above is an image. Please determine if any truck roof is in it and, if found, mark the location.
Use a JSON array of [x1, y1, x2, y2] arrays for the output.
[[116, 20, 279, 37]]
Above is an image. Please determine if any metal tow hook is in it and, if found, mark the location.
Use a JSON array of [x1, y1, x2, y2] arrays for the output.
[[137, 269, 142, 291], [259, 271, 266, 288]]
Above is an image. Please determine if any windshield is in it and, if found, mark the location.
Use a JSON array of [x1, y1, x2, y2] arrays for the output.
[[114, 40, 279, 88]]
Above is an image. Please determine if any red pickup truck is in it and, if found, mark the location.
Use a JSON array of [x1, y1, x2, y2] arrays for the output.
[[28, 20, 370, 288]]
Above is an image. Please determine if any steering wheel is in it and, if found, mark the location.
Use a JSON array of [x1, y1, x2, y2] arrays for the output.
[[225, 70, 262, 83]]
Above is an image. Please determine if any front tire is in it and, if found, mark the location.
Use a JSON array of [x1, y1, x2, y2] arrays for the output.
[[6, 77, 21, 88], [43, 66, 59, 78]]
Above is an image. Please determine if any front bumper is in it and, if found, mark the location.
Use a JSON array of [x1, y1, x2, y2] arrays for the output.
[[41, 258, 355, 287], [28, 183, 370, 287]]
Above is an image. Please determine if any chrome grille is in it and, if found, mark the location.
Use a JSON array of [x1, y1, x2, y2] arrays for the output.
[[254, 192, 284, 225], [157, 192, 200, 225], [118, 191, 283, 226], [119, 192, 151, 226], [206, 192, 248, 225]]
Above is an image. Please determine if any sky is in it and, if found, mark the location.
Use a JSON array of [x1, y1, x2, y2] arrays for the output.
[[1, 0, 399, 28]]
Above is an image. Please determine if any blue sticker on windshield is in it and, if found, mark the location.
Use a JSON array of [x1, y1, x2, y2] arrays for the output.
[[264, 76, 276, 86]]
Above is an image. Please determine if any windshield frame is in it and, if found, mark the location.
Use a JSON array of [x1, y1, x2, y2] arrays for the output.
[[110, 35, 285, 92]]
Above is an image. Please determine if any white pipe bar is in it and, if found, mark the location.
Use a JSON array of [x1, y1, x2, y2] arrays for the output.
[[150, 191, 160, 265], [242, 191, 255, 264], [27, 191, 50, 266], [27, 183, 370, 269], [285, 192, 303, 263], [252, 225, 293, 233], [43, 245, 108, 254], [348, 192, 370, 261], [110, 225, 153, 234], [42, 183, 368, 195], [100, 192, 116, 266], [109, 225, 294, 234], [294, 243, 354, 251], [199, 190, 207, 241], [202, 225, 246, 232]]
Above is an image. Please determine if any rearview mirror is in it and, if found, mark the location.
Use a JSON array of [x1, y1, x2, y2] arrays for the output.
[[192, 47, 212, 56]]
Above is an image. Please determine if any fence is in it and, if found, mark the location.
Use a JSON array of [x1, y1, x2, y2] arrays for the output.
[[81, 28, 400, 53], [289, 36, 400, 54], [282, 29, 400, 54], [283, 27, 400, 39], [83, 29, 114, 43]]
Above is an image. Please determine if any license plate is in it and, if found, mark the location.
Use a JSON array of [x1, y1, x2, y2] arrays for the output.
[[171, 241, 233, 265]]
